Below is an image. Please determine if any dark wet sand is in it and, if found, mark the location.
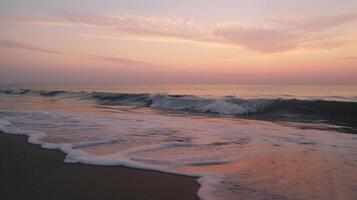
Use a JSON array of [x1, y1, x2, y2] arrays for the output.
[[0, 133, 200, 200]]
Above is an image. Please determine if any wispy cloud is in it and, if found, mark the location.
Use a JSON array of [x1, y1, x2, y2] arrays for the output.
[[275, 12, 357, 32], [88, 55, 153, 66], [56, 10, 205, 41], [0, 39, 64, 54], [300, 33, 357, 49], [15, 10, 357, 53], [213, 12, 357, 53], [0, 39, 155, 67], [213, 23, 302, 53]]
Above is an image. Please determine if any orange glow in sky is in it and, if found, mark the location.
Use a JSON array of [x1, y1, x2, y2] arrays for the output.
[[0, 0, 357, 84]]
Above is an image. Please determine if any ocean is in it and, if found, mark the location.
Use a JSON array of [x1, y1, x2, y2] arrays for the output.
[[1, 84, 357, 200]]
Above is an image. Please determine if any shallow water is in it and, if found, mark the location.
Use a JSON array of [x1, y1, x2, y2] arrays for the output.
[[1, 84, 357, 200]]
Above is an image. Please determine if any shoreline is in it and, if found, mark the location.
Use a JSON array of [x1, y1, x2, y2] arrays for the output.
[[0, 133, 200, 200]]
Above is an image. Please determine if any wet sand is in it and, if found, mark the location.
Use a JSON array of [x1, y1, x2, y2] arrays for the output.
[[0, 133, 200, 200]]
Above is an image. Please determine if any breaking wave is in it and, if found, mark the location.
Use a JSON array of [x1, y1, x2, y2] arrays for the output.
[[0, 88, 274, 115], [1, 88, 357, 129]]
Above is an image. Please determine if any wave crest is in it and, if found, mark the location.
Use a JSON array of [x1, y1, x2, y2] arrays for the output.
[[150, 93, 272, 115]]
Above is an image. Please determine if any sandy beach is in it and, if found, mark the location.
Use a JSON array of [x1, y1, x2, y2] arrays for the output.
[[0, 133, 200, 200]]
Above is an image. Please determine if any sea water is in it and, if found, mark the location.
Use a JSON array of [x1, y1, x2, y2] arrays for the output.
[[1, 84, 357, 200]]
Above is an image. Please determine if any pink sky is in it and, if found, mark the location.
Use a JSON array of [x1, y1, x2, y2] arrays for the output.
[[0, 0, 357, 84]]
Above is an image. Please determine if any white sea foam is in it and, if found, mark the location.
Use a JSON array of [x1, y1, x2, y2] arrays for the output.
[[1, 107, 356, 200], [196, 99, 259, 115], [0, 116, 218, 200], [183, 160, 232, 166], [197, 174, 226, 200], [0, 88, 28, 94], [0, 118, 11, 126], [72, 138, 119, 148], [0, 111, 232, 200], [0, 121, 46, 145], [150, 93, 272, 115]]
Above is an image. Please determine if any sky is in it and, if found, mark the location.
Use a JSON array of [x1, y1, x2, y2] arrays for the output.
[[0, 0, 357, 84]]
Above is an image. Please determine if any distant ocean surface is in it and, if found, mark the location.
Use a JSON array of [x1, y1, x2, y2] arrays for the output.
[[1, 84, 357, 200]]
